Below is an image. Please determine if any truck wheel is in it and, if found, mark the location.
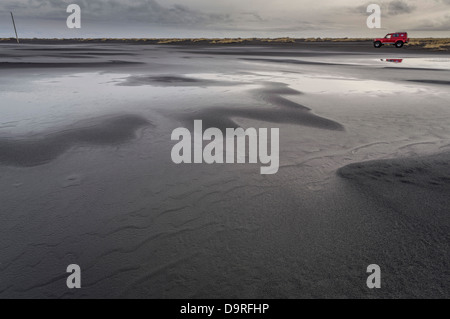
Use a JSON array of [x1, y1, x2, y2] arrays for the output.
[[374, 41, 382, 48], [395, 41, 404, 48]]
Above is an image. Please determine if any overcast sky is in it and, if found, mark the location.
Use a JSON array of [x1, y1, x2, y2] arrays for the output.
[[1, 0, 449, 38]]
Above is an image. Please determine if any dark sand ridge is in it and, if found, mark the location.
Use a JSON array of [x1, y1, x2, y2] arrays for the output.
[[0, 115, 150, 167], [406, 80, 450, 85], [336, 152, 450, 297], [242, 58, 450, 73], [14, 47, 133, 52], [254, 82, 309, 111], [181, 50, 368, 57], [384, 67, 448, 72], [338, 152, 450, 195], [119, 74, 344, 131], [337, 152, 450, 247], [119, 75, 247, 87], [45, 52, 138, 57], [0, 61, 144, 69], [180, 106, 344, 132], [176, 82, 344, 131], [117, 74, 343, 130], [0, 53, 137, 58], [241, 58, 341, 66]]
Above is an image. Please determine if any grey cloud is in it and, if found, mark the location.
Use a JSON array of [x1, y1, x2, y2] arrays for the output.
[[387, 0, 416, 15], [3, 0, 232, 26], [413, 14, 450, 31], [239, 12, 264, 22], [347, 2, 372, 14], [1, 0, 449, 38], [348, 1, 416, 16]]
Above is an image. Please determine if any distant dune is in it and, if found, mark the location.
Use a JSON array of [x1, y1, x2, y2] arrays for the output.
[[0, 37, 449, 51]]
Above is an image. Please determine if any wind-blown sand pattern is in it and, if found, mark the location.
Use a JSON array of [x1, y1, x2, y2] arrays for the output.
[[0, 42, 449, 298], [0, 115, 150, 167], [173, 82, 344, 131]]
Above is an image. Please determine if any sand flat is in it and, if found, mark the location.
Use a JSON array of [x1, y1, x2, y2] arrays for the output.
[[0, 42, 449, 298]]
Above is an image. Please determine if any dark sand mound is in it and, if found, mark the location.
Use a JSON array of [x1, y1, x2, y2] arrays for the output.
[[181, 49, 367, 57], [41, 52, 137, 58], [241, 58, 340, 66], [0, 61, 143, 69], [338, 152, 450, 192], [181, 106, 344, 131], [125, 74, 342, 130], [17, 47, 128, 52], [384, 67, 447, 72], [337, 153, 450, 297], [254, 82, 310, 111], [407, 80, 450, 85], [119, 75, 249, 87], [338, 152, 450, 223], [176, 82, 343, 131], [0, 115, 150, 167]]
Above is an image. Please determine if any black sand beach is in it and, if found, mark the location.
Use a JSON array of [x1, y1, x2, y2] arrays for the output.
[[0, 41, 449, 298]]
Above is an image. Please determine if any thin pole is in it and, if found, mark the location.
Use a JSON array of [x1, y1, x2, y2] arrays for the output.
[[10, 12, 19, 44]]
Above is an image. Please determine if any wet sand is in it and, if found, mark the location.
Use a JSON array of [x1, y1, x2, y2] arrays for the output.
[[0, 42, 449, 298], [0, 115, 150, 167]]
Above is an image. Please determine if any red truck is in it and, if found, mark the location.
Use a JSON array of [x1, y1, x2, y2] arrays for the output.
[[374, 32, 409, 48]]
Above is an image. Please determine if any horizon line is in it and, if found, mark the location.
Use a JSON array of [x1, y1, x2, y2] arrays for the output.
[[1, 36, 450, 40]]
